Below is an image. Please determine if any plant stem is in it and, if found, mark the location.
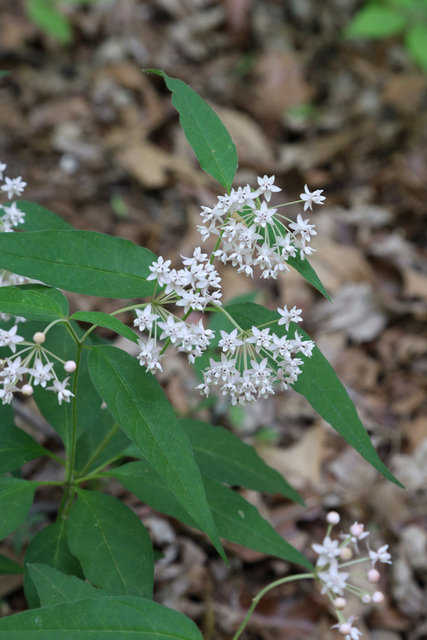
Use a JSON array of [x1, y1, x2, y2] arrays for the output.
[[77, 421, 120, 477], [232, 573, 313, 640]]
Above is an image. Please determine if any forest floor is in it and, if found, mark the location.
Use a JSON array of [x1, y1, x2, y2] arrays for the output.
[[1, 0, 427, 638]]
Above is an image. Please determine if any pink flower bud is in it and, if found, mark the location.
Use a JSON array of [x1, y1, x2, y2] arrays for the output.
[[361, 594, 371, 604], [21, 384, 33, 396], [326, 511, 340, 525], [372, 591, 384, 604], [33, 332, 46, 344], [64, 360, 77, 373], [333, 597, 347, 610], [338, 623, 351, 635], [340, 547, 353, 561], [367, 568, 381, 583], [350, 522, 365, 537]]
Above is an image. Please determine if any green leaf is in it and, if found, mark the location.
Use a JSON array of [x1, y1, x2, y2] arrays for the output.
[[287, 254, 332, 302], [15, 201, 72, 231], [70, 311, 139, 344], [0, 478, 36, 542], [67, 490, 153, 598], [24, 521, 84, 609], [110, 461, 312, 569], [344, 5, 407, 38], [28, 564, 108, 607], [0, 554, 23, 575], [406, 25, 427, 72], [148, 70, 238, 191], [31, 323, 102, 445], [88, 345, 226, 562], [180, 419, 304, 505], [0, 595, 204, 639], [0, 284, 69, 321], [0, 424, 48, 474], [226, 301, 403, 488], [26, 0, 72, 44], [0, 230, 157, 299], [74, 407, 132, 475]]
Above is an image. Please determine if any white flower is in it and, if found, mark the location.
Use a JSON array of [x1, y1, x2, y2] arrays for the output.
[[253, 175, 281, 202], [0, 381, 19, 404], [0, 356, 28, 383], [133, 304, 160, 332], [318, 562, 350, 595], [277, 305, 303, 331], [218, 329, 243, 354], [300, 184, 325, 211], [0, 162, 6, 180], [147, 256, 171, 285], [1, 176, 27, 199], [368, 544, 392, 568], [312, 536, 341, 567], [47, 377, 74, 405], [332, 616, 362, 640], [253, 201, 277, 228], [137, 338, 163, 372], [0, 325, 24, 353], [158, 315, 185, 344], [29, 359, 54, 387], [289, 213, 317, 239], [2, 202, 25, 226], [246, 327, 272, 353]]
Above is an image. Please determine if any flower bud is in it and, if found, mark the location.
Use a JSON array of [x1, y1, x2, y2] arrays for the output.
[[333, 597, 347, 610], [350, 522, 365, 538], [33, 332, 46, 344], [361, 594, 371, 604], [340, 547, 353, 561], [338, 623, 351, 635], [21, 384, 33, 396], [367, 568, 381, 583], [326, 511, 340, 525], [372, 591, 384, 604], [64, 360, 77, 373]]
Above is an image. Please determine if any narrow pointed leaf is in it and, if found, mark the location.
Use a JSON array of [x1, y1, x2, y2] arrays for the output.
[[0, 596, 204, 639], [287, 254, 332, 302], [28, 564, 108, 607], [148, 70, 238, 191], [67, 490, 154, 598], [109, 460, 312, 569], [0, 425, 49, 474], [88, 345, 226, 562], [226, 301, 403, 488], [0, 284, 68, 322], [180, 419, 304, 505], [15, 201, 72, 231], [24, 521, 84, 609], [0, 478, 36, 542], [0, 230, 157, 298], [70, 311, 139, 344], [0, 554, 23, 575]]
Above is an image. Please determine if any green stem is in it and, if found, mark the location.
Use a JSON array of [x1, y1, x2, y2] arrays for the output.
[[57, 341, 83, 520], [232, 573, 313, 640], [44, 450, 65, 467]]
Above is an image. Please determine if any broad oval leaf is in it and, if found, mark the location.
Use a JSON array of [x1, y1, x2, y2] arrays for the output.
[[0, 595, 204, 640], [0, 477, 36, 542], [88, 345, 226, 562], [180, 419, 303, 505], [15, 201, 72, 231], [344, 5, 406, 38], [70, 311, 139, 344], [0, 554, 23, 575], [226, 301, 403, 488], [24, 521, 84, 609], [67, 490, 154, 599], [148, 70, 238, 191], [406, 25, 427, 72], [109, 460, 312, 569], [0, 424, 48, 475], [28, 564, 108, 607], [0, 230, 157, 298], [0, 284, 68, 322]]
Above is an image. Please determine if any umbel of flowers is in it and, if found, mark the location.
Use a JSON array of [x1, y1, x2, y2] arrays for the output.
[[0, 169, 322, 406]]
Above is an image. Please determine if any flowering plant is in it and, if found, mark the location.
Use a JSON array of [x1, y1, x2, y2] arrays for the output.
[[0, 71, 400, 637]]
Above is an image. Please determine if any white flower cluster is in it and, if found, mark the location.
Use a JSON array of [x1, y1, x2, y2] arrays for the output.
[[198, 176, 324, 278], [0, 328, 76, 406], [0, 162, 29, 297], [313, 512, 392, 640]]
